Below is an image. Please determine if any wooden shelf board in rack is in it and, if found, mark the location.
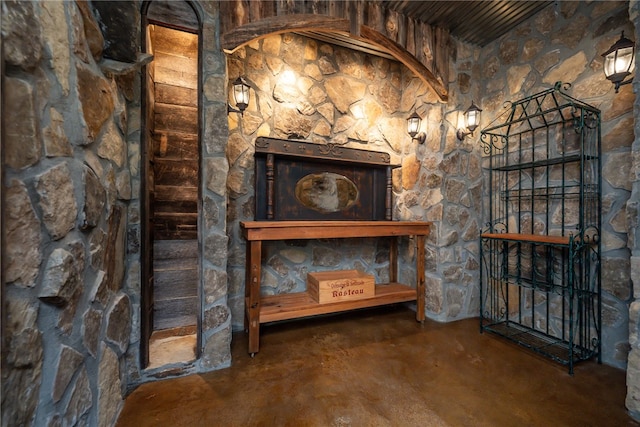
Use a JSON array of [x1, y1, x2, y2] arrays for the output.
[[241, 220, 431, 355]]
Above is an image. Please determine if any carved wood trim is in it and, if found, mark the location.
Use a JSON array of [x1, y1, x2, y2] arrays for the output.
[[255, 137, 397, 167]]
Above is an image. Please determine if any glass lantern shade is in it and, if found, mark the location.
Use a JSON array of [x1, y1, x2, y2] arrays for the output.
[[602, 32, 635, 91], [407, 112, 422, 137], [232, 77, 250, 111], [464, 101, 482, 134]]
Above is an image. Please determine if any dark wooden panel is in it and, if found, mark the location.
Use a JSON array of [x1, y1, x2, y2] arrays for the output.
[[254, 138, 394, 221], [266, 160, 387, 221], [153, 131, 198, 160], [154, 228, 198, 241], [154, 103, 198, 134], [153, 158, 199, 187], [154, 257, 197, 272], [155, 83, 197, 107], [153, 212, 198, 225], [154, 53, 197, 89], [92, 1, 138, 62], [154, 185, 198, 202], [153, 296, 197, 330], [147, 0, 199, 33], [255, 137, 394, 166], [153, 200, 198, 213], [154, 239, 198, 259], [154, 269, 198, 300]]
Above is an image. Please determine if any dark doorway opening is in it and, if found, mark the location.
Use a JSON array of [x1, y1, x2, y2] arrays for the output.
[[142, 1, 200, 369]]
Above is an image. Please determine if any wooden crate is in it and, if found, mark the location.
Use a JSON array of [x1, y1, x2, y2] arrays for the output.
[[307, 270, 375, 304]]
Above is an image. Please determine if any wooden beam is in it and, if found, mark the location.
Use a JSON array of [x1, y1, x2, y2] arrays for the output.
[[359, 25, 448, 102], [221, 14, 350, 52]]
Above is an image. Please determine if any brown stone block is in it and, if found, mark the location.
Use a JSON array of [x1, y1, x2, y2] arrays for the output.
[[76, 63, 114, 141]]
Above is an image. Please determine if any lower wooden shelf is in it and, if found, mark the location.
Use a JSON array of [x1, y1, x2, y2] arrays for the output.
[[258, 283, 416, 324]]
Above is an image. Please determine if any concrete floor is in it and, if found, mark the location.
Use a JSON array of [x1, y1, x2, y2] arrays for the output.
[[117, 305, 638, 426]]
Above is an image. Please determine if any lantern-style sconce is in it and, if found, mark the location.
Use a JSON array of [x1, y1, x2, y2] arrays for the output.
[[407, 111, 425, 144], [602, 31, 635, 93], [456, 101, 482, 141], [227, 76, 250, 115]]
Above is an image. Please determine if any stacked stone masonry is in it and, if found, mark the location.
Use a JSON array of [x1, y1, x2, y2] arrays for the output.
[[3, 1, 132, 425]]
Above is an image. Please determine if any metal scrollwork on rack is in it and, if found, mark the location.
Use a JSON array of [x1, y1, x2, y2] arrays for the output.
[[581, 226, 600, 245], [555, 81, 572, 92], [480, 133, 508, 154], [492, 222, 508, 234], [584, 110, 599, 130]]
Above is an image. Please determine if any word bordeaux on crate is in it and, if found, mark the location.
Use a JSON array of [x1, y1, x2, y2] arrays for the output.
[[307, 270, 375, 304]]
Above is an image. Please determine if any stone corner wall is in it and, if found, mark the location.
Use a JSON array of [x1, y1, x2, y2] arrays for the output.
[[2, 1, 134, 425], [475, 0, 634, 370], [625, 0, 640, 421], [425, 38, 485, 322]]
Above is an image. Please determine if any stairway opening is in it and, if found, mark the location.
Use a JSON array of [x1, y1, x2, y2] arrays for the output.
[[144, 19, 200, 368]]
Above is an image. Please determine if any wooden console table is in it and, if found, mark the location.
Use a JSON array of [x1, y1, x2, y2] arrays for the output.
[[240, 220, 432, 355]]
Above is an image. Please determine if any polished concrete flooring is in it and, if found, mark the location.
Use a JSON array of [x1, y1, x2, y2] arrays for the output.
[[117, 305, 638, 426]]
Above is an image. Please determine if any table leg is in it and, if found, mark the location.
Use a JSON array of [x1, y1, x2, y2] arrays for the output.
[[246, 240, 262, 355], [389, 237, 398, 283], [415, 235, 426, 321]]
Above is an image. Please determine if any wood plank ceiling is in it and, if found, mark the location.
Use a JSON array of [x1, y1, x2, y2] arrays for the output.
[[298, 1, 553, 63], [382, 0, 554, 46]]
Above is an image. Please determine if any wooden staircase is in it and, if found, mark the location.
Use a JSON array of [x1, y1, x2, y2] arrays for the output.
[[153, 239, 198, 330]]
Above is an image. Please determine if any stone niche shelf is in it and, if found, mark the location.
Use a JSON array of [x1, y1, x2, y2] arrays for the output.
[[241, 220, 431, 355]]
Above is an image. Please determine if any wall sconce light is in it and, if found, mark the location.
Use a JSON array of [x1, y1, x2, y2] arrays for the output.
[[602, 31, 635, 93], [227, 76, 250, 115], [407, 111, 425, 144], [456, 101, 482, 141]]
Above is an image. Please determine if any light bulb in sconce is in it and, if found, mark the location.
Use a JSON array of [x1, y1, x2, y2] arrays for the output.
[[281, 70, 296, 85], [352, 105, 365, 120]]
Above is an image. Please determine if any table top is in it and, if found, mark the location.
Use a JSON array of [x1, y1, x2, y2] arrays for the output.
[[240, 220, 432, 241]]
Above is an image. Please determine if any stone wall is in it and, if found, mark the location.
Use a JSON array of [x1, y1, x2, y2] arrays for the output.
[[473, 0, 634, 369], [626, 0, 640, 421], [2, 1, 132, 425], [225, 31, 483, 330]]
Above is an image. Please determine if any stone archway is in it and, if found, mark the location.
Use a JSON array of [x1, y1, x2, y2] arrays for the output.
[[220, 14, 448, 102]]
